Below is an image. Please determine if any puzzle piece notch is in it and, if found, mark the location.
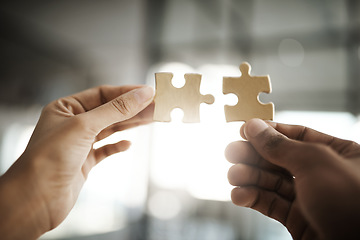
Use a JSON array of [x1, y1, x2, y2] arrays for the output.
[[223, 62, 274, 122], [153, 72, 215, 123]]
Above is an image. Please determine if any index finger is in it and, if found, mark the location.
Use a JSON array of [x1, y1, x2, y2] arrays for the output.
[[241, 121, 360, 158], [81, 86, 154, 134]]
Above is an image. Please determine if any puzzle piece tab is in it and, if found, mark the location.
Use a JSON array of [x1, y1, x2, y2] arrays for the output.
[[223, 62, 274, 122], [153, 73, 215, 123]]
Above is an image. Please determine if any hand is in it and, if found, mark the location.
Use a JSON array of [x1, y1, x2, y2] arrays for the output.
[[225, 118, 360, 240], [0, 85, 154, 240]]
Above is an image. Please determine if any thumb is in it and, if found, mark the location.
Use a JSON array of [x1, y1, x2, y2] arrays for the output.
[[243, 118, 333, 176], [82, 86, 154, 133]]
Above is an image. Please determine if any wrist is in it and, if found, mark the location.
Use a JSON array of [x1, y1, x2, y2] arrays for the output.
[[0, 155, 50, 239]]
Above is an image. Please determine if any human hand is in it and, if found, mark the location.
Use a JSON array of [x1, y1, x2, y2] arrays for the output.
[[0, 85, 154, 240], [225, 119, 360, 240]]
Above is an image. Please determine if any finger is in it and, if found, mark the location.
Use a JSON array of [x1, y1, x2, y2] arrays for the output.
[[102, 99, 154, 127], [232, 186, 309, 240], [243, 119, 339, 176], [82, 86, 154, 134], [243, 120, 360, 158], [270, 122, 360, 158], [231, 187, 292, 226], [96, 121, 152, 141], [228, 164, 295, 200], [240, 123, 247, 140], [225, 141, 292, 177], [94, 140, 131, 164], [95, 102, 154, 141], [241, 121, 274, 140], [225, 141, 259, 164]]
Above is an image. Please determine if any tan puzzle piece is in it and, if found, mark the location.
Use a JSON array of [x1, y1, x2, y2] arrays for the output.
[[153, 73, 215, 123], [223, 62, 274, 122]]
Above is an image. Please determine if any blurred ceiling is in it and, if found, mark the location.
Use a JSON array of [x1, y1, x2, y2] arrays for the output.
[[0, 0, 359, 114]]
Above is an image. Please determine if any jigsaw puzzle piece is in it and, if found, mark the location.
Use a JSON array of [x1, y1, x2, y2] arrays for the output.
[[153, 72, 174, 122], [182, 74, 214, 122], [153, 72, 214, 123], [223, 62, 274, 122]]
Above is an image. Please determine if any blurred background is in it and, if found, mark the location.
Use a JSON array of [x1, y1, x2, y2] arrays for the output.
[[0, 0, 360, 239]]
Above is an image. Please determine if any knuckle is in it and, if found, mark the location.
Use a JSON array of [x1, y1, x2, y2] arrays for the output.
[[103, 145, 111, 157], [227, 165, 238, 185], [43, 98, 75, 115], [274, 175, 283, 192], [308, 143, 332, 154], [267, 197, 278, 217], [340, 139, 359, 152], [344, 140, 357, 147], [249, 188, 260, 208], [111, 98, 131, 115], [42, 100, 58, 114], [230, 188, 245, 206], [231, 187, 259, 208]]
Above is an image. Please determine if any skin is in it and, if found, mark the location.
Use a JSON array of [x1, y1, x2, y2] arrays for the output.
[[0, 85, 154, 240], [1, 86, 359, 240], [225, 118, 360, 240]]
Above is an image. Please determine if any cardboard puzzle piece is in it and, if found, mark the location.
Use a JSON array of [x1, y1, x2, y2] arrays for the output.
[[223, 62, 274, 122], [153, 73, 215, 123]]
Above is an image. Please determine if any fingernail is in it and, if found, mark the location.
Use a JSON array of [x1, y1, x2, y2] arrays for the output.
[[244, 118, 269, 138], [134, 86, 154, 104]]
